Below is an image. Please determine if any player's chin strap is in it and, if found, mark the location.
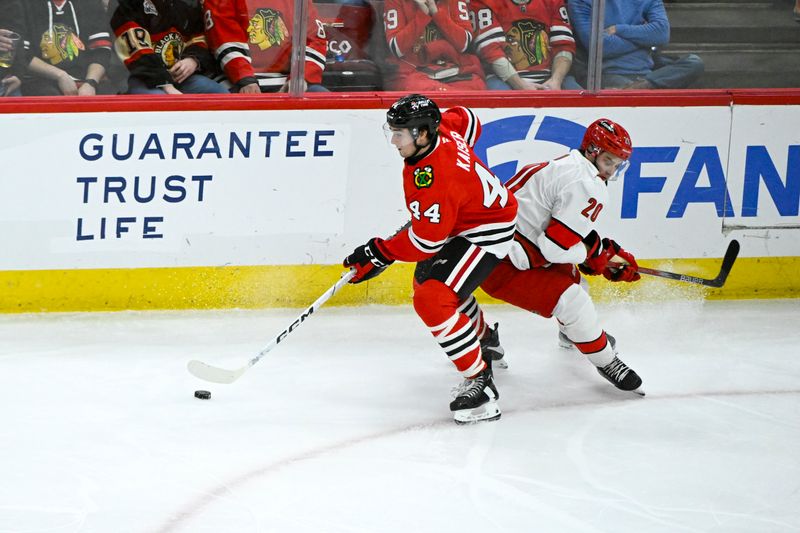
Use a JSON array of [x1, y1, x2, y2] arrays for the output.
[[407, 130, 437, 163], [587, 153, 608, 183]]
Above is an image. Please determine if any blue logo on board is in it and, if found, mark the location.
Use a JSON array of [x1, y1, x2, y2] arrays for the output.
[[476, 114, 799, 220]]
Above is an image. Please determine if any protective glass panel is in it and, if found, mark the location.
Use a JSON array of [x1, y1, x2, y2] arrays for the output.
[[4, 0, 797, 98], [308, 0, 800, 93]]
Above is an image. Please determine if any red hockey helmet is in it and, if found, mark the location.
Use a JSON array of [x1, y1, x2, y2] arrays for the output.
[[580, 118, 632, 160]]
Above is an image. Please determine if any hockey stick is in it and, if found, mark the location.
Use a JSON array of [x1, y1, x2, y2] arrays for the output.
[[187, 269, 356, 384], [611, 239, 740, 288]]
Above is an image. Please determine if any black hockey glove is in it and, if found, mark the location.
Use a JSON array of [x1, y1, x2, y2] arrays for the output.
[[343, 238, 394, 283]]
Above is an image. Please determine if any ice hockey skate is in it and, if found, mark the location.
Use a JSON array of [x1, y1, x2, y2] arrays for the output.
[[449, 365, 500, 424], [481, 322, 507, 369], [558, 330, 573, 349], [559, 331, 616, 351], [596, 356, 644, 396]]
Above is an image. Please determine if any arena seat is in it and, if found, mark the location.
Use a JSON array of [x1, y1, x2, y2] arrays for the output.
[[315, 0, 384, 91]]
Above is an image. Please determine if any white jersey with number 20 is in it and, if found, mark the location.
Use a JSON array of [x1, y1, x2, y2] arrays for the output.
[[504, 149, 609, 270]]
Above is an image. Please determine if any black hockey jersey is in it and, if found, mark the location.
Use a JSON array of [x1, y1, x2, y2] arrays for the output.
[[21, 0, 111, 80], [110, 0, 216, 87]]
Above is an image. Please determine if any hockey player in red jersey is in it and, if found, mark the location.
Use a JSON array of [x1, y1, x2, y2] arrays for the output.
[[343, 94, 517, 424], [480, 118, 645, 394], [383, 0, 486, 91], [470, 0, 580, 90], [202, 0, 328, 93]]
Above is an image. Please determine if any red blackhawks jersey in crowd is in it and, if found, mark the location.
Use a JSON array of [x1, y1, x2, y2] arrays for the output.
[[111, 0, 216, 88], [471, 0, 575, 83], [202, 0, 327, 90], [380, 107, 518, 263], [383, 0, 483, 81]]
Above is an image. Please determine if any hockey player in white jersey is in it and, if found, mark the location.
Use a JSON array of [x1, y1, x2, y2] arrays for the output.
[[480, 118, 644, 394]]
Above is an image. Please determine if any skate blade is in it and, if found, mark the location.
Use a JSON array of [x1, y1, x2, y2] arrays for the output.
[[604, 382, 646, 397], [493, 357, 508, 370], [613, 385, 645, 397], [453, 401, 501, 425]]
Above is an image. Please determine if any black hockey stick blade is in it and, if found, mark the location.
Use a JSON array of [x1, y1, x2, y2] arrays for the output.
[[635, 240, 740, 288]]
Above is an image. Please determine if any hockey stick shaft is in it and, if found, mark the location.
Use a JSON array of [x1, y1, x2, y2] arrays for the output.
[[612, 240, 740, 288], [187, 269, 356, 384], [636, 266, 723, 286], [246, 269, 356, 367]]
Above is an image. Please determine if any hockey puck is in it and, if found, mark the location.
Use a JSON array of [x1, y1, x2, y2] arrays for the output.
[[194, 390, 211, 400]]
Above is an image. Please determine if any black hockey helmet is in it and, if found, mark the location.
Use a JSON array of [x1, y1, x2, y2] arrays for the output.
[[386, 94, 442, 138]]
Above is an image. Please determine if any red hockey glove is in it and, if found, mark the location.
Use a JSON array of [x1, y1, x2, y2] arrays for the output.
[[604, 243, 641, 282], [343, 238, 394, 283], [578, 231, 615, 276]]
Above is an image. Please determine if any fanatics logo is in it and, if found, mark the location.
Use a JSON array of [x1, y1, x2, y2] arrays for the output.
[[414, 166, 434, 188]]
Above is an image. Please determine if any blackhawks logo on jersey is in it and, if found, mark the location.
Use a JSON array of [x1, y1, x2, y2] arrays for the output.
[[505, 19, 548, 69], [414, 166, 434, 189], [40, 25, 85, 66], [154, 32, 184, 68], [248, 8, 289, 50]]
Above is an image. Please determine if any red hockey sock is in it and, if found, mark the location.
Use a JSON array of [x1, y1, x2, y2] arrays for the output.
[[414, 280, 485, 377], [458, 295, 487, 339]]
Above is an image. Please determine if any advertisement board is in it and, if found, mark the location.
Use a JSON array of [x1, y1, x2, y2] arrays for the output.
[[1, 94, 798, 309]]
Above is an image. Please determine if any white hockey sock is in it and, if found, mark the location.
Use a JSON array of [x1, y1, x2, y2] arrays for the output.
[[553, 284, 615, 367]]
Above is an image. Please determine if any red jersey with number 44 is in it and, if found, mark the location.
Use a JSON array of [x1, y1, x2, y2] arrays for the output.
[[380, 107, 518, 263]]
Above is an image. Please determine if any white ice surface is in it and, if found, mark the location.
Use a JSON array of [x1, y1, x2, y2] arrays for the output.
[[1, 299, 799, 533]]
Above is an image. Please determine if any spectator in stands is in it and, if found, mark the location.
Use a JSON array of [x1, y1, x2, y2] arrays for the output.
[[18, 0, 111, 96], [471, 0, 581, 90], [794, 0, 800, 22], [202, 0, 329, 93], [99, 0, 128, 94], [110, 0, 227, 94], [382, 0, 486, 91], [568, 0, 704, 89], [0, 0, 25, 96]]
